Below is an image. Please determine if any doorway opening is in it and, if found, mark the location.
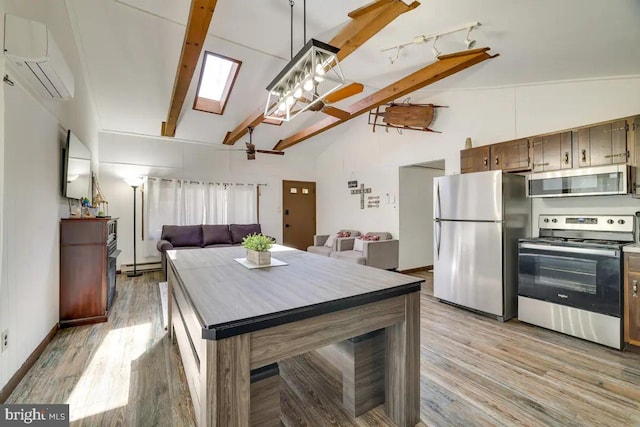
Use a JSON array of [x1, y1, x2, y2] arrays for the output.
[[398, 160, 445, 276]]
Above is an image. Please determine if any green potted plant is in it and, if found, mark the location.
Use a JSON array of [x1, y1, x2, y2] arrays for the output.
[[242, 233, 273, 266]]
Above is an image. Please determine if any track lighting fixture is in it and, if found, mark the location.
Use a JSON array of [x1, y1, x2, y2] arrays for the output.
[[431, 36, 441, 58], [381, 22, 481, 64], [464, 26, 476, 49]]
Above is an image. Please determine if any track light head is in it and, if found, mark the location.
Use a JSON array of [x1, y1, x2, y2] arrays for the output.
[[431, 36, 441, 58], [464, 26, 476, 49]]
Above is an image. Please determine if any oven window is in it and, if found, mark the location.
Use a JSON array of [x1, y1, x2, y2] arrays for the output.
[[518, 246, 622, 317], [536, 255, 596, 294]]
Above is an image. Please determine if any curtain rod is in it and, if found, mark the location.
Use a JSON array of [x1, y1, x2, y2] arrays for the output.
[[146, 176, 268, 186]]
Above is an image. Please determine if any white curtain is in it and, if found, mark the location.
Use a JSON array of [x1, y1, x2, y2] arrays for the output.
[[204, 183, 226, 224], [182, 181, 205, 225], [145, 178, 258, 243], [145, 178, 182, 240], [227, 184, 257, 224]]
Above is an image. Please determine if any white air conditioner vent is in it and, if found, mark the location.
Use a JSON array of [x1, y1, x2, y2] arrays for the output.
[[3, 14, 75, 99]]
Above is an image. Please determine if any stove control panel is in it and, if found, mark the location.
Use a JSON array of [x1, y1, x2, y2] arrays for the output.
[[538, 215, 635, 233]]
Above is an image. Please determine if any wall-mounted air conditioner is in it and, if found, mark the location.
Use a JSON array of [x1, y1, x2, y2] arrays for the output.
[[3, 14, 75, 99]]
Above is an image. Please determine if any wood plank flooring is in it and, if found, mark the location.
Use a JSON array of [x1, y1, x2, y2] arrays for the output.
[[7, 271, 640, 426]]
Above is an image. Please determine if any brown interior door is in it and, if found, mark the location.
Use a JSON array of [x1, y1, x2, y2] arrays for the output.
[[282, 180, 316, 250]]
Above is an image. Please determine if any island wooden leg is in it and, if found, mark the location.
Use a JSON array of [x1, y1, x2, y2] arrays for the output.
[[385, 292, 420, 426], [203, 334, 251, 426]]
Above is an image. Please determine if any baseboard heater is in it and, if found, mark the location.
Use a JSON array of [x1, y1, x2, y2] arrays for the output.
[[119, 262, 162, 273]]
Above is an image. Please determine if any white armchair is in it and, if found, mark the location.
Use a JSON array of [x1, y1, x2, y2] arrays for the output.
[[307, 229, 360, 257], [330, 232, 399, 270]]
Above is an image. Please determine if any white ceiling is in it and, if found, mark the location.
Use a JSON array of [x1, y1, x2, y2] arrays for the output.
[[66, 0, 640, 153]]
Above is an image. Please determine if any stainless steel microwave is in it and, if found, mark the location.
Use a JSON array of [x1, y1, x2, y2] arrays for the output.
[[527, 164, 637, 198]]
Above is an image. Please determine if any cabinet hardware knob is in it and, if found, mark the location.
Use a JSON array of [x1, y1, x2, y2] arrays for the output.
[[563, 152, 569, 164], [495, 157, 499, 166], [634, 279, 638, 297], [533, 163, 549, 167], [483, 158, 488, 167], [581, 149, 587, 162]]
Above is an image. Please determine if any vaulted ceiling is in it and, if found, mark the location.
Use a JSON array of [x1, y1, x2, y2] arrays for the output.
[[66, 0, 640, 154]]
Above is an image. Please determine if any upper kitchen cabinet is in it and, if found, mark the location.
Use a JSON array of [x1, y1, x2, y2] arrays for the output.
[[628, 116, 640, 167], [490, 138, 530, 172], [460, 146, 490, 174], [577, 120, 628, 167], [531, 131, 572, 172]]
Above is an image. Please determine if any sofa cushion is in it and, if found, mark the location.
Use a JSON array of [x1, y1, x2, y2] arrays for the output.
[[308, 245, 333, 256], [324, 234, 337, 248], [204, 243, 235, 248], [230, 223, 262, 244], [161, 225, 203, 247], [330, 250, 366, 265], [203, 224, 233, 245]]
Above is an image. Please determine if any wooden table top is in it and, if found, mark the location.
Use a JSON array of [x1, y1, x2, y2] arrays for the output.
[[167, 245, 422, 340]]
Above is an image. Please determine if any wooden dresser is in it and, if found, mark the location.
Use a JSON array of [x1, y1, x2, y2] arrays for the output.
[[60, 218, 120, 327]]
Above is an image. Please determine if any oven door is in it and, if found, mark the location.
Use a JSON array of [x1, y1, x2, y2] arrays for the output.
[[518, 242, 621, 317]]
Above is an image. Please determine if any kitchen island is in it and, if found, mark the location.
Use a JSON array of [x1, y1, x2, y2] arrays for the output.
[[167, 245, 422, 426]]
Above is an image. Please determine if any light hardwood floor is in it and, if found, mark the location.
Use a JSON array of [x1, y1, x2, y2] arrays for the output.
[[7, 271, 640, 426]]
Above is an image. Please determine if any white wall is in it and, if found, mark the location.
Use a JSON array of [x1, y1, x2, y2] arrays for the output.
[[0, 79, 64, 391], [315, 76, 640, 241], [97, 132, 317, 268], [0, 0, 100, 391], [399, 166, 444, 271]]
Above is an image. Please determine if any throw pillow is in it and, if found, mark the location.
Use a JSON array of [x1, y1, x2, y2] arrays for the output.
[[337, 231, 351, 238], [353, 237, 364, 252], [363, 233, 380, 241], [324, 234, 337, 248]]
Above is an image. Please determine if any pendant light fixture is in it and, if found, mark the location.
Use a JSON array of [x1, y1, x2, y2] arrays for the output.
[[264, 0, 346, 122]]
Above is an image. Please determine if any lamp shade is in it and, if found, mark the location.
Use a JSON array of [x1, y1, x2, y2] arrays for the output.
[[264, 39, 346, 122], [124, 177, 143, 187]]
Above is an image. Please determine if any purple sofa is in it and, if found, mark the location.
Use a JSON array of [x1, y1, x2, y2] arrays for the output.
[[156, 223, 262, 275]]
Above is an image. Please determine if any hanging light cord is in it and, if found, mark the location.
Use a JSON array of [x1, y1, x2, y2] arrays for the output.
[[289, 0, 294, 59], [303, 0, 306, 44]]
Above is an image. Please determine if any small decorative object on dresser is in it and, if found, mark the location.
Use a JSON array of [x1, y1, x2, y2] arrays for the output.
[[242, 233, 273, 266]]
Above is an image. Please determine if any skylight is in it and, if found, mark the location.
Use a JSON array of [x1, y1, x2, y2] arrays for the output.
[[193, 51, 241, 115]]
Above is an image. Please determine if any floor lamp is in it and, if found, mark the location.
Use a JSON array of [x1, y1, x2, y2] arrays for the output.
[[125, 177, 143, 277]]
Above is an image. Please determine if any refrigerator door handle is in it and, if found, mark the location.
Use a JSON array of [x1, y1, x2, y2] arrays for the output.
[[436, 181, 442, 220], [435, 219, 441, 258]]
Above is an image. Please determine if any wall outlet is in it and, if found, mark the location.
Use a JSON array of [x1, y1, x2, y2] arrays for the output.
[[2, 330, 8, 352]]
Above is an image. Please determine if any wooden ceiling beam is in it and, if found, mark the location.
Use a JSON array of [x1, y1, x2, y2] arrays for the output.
[[273, 48, 498, 151], [222, 0, 420, 145], [331, 0, 420, 62], [162, 0, 218, 137]]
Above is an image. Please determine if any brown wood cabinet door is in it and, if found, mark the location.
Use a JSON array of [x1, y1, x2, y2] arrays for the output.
[[588, 123, 612, 167], [532, 135, 559, 172], [531, 137, 545, 172], [560, 131, 572, 169], [490, 144, 502, 170], [577, 127, 590, 167], [626, 267, 640, 346], [492, 139, 530, 171], [60, 245, 107, 321], [631, 116, 640, 166], [611, 119, 628, 163], [461, 146, 490, 173]]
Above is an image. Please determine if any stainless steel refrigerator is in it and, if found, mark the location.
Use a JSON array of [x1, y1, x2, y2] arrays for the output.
[[433, 170, 530, 321]]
